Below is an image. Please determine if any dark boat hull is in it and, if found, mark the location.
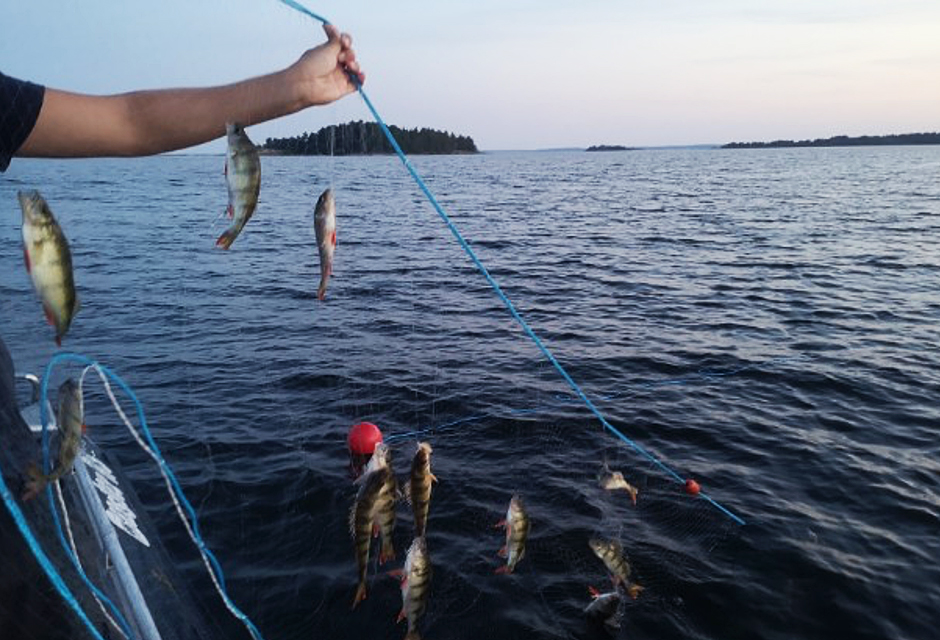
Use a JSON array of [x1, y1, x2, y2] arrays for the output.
[[0, 340, 223, 640]]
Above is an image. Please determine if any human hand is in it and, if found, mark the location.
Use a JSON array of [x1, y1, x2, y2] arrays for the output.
[[291, 23, 365, 107]]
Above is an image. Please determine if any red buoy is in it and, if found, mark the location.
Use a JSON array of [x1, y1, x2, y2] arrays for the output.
[[685, 478, 701, 496], [348, 422, 384, 479], [348, 422, 383, 456]]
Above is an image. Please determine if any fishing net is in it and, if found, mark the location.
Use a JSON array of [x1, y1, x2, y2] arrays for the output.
[[0, 5, 782, 640], [199, 106, 757, 640]]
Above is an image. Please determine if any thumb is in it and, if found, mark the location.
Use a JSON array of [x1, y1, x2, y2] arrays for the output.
[[322, 23, 341, 45]]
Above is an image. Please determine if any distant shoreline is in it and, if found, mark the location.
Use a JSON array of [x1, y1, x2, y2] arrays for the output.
[[722, 132, 940, 149]]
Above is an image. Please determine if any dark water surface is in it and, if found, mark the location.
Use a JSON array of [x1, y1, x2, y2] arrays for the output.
[[1, 147, 939, 639]]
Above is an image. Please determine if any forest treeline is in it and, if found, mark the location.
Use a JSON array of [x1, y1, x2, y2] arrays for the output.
[[262, 121, 478, 155], [723, 132, 940, 149], [586, 145, 637, 152]]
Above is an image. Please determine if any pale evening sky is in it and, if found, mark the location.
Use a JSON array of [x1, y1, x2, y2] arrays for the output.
[[2, 0, 939, 151]]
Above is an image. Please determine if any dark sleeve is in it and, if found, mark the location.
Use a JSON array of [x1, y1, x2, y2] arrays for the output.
[[1, 72, 46, 172]]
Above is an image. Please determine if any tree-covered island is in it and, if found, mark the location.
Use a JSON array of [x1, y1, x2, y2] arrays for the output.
[[723, 132, 940, 149], [586, 145, 638, 152], [262, 120, 478, 155]]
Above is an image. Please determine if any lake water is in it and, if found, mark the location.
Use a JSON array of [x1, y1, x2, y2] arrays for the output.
[[1, 146, 939, 640]]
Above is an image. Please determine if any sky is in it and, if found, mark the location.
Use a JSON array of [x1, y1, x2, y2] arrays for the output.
[[2, 0, 939, 151]]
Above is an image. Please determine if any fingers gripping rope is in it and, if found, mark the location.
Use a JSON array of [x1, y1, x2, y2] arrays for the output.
[[273, 0, 746, 526]]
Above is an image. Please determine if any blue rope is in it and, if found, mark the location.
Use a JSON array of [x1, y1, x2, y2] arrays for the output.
[[46, 484, 138, 639], [384, 407, 542, 444], [275, 0, 330, 23], [39, 353, 267, 640], [39, 356, 137, 640], [386, 355, 809, 442], [0, 458, 108, 640], [274, 1, 746, 526]]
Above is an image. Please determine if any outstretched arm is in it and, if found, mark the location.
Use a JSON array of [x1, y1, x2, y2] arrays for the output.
[[18, 24, 363, 159]]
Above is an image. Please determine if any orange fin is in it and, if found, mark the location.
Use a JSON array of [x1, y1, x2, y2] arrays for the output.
[[22, 464, 47, 501], [22, 483, 44, 502], [22, 246, 31, 273], [494, 565, 512, 575], [351, 582, 367, 609], [379, 546, 396, 564], [331, 230, 337, 247], [497, 545, 507, 558], [396, 609, 406, 623], [216, 229, 236, 250]]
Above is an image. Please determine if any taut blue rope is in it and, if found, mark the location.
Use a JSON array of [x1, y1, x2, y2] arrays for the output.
[[274, 1, 745, 526], [275, 0, 330, 24], [0, 459, 109, 640]]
